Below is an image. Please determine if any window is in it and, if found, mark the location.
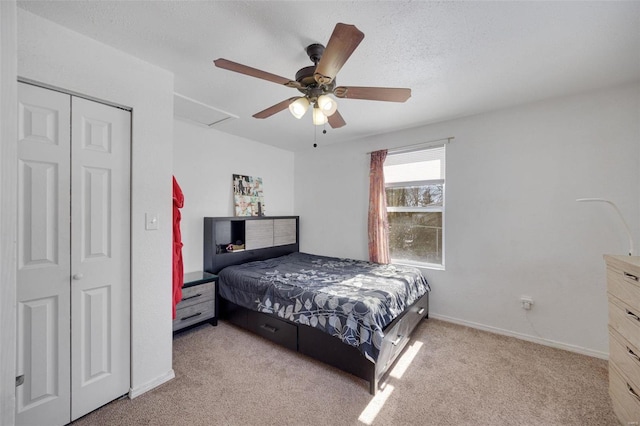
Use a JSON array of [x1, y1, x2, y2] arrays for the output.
[[384, 145, 445, 268]]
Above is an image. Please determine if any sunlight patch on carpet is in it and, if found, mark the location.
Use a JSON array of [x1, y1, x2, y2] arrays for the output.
[[389, 341, 423, 379], [358, 384, 394, 425]]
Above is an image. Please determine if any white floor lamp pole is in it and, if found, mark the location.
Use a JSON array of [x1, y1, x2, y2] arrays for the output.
[[576, 198, 634, 256]]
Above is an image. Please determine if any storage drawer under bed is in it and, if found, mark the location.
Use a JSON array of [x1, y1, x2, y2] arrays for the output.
[[400, 294, 429, 338], [246, 310, 298, 351], [375, 292, 429, 375]]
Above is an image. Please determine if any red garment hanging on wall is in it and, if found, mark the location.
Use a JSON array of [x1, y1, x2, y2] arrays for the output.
[[172, 176, 185, 319]]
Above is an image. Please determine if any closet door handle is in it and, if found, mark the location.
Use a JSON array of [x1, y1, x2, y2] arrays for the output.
[[624, 272, 639, 282], [72, 273, 84, 280]]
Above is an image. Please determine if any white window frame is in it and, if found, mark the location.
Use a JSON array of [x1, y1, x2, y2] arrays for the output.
[[384, 147, 446, 270]]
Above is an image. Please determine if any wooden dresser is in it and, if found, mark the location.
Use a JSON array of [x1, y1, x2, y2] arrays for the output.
[[604, 255, 640, 424]]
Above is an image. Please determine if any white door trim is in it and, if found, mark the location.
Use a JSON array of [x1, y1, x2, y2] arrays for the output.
[[18, 77, 132, 112], [0, 1, 18, 425]]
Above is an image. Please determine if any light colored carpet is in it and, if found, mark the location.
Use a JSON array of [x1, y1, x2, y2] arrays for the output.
[[73, 319, 618, 425]]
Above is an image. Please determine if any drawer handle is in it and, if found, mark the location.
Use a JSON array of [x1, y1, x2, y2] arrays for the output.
[[182, 293, 203, 301], [624, 272, 639, 282], [627, 346, 640, 363], [392, 335, 404, 346], [417, 308, 425, 315], [180, 312, 202, 321], [260, 324, 278, 333], [626, 309, 640, 323], [628, 383, 640, 402]]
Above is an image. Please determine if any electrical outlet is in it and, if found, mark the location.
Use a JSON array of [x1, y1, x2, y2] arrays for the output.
[[520, 297, 534, 310]]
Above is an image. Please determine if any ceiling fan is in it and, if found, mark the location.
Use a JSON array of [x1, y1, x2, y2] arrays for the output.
[[213, 23, 411, 129]]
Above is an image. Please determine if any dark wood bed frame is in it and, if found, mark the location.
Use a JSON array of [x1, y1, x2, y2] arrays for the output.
[[203, 216, 429, 395]]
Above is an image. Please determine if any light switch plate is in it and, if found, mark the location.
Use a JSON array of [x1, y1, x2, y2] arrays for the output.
[[145, 213, 159, 230]]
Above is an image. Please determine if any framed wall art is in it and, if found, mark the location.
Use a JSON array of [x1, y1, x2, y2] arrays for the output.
[[233, 174, 265, 216]]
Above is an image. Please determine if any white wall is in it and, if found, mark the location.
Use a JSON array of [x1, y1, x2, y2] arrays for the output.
[[173, 119, 295, 273], [17, 9, 175, 397], [295, 82, 640, 357]]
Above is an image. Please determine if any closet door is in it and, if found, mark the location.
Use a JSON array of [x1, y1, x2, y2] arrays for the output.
[[16, 83, 131, 425], [70, 96, 131, 420], [16, 83, 72, 426]]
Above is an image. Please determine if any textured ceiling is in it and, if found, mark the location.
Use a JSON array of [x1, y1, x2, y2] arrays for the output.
[[18, 1, 640, 152]]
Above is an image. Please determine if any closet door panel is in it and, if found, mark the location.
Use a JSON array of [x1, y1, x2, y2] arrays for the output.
[[70, 97, 131, 420], [16, 83, 71, 426]]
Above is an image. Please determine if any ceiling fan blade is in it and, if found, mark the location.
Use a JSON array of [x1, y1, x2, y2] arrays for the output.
[[314, 23, 364, 85], [214, 58, 300, 88], [253, 97, 298, 119], [327, 110, 346, 128], [334, 86, 411, 102]]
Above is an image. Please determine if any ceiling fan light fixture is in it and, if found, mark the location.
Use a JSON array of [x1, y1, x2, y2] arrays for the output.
[[214, 23, 411, 131], [312, 105, 328, 125], [317, 94, 338, 116], [288, 97, 310, 119]]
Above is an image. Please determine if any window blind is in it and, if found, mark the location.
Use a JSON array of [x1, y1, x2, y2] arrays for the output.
[[384, 145, 445, 183]]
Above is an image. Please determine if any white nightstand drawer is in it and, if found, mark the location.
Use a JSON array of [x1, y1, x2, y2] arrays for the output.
[[173, 300, 215, 331], [610, 328, 640, 392], [178, 281, 215, 309], [609, 296, 640, 349]]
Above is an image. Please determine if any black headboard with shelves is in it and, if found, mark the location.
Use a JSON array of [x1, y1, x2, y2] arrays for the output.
[[203, 216, 299, 274]]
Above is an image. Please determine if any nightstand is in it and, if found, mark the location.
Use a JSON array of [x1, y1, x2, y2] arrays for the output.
[[173, 271, 218, 333]]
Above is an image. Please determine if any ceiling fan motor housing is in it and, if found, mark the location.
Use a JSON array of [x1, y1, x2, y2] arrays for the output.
[[306, 43, 325, 64], [296, 44, 336, 100]]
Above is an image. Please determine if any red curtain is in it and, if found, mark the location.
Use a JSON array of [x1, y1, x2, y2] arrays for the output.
[[368, 150, 390, 264], [172, 176, 184, 319]]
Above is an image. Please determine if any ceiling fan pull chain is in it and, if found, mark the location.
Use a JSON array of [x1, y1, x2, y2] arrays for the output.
[[313, 124, 318, 148]]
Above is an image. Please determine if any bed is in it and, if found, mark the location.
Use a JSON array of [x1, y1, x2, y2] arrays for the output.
[[203, 216, 430, 394]]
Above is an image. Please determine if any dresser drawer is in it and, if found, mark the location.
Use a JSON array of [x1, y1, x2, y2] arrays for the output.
[[610, 328, 640, 392], [178, 281, 215, 309], [610, 363, 640, 424], [609, 296, 640, 349], [246, 310, 297, 351], [607, 265, 640, 313], [173, 300, 215, 331]]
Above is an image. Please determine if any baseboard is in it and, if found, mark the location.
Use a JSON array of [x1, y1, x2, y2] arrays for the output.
[[128, 369, 176, 399], [429, 313, 609, 360]]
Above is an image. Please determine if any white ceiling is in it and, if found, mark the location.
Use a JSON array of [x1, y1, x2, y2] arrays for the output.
[[18, 1, 640, 152]]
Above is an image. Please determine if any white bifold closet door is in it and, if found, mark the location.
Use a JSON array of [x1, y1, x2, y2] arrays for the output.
[[16, 82, 131, 425]]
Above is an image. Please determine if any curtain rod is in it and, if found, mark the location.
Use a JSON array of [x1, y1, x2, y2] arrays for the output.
[[367, 137, 454, 155]]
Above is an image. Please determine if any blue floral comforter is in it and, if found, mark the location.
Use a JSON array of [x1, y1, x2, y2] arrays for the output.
[[218, 252, 430, 362]]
